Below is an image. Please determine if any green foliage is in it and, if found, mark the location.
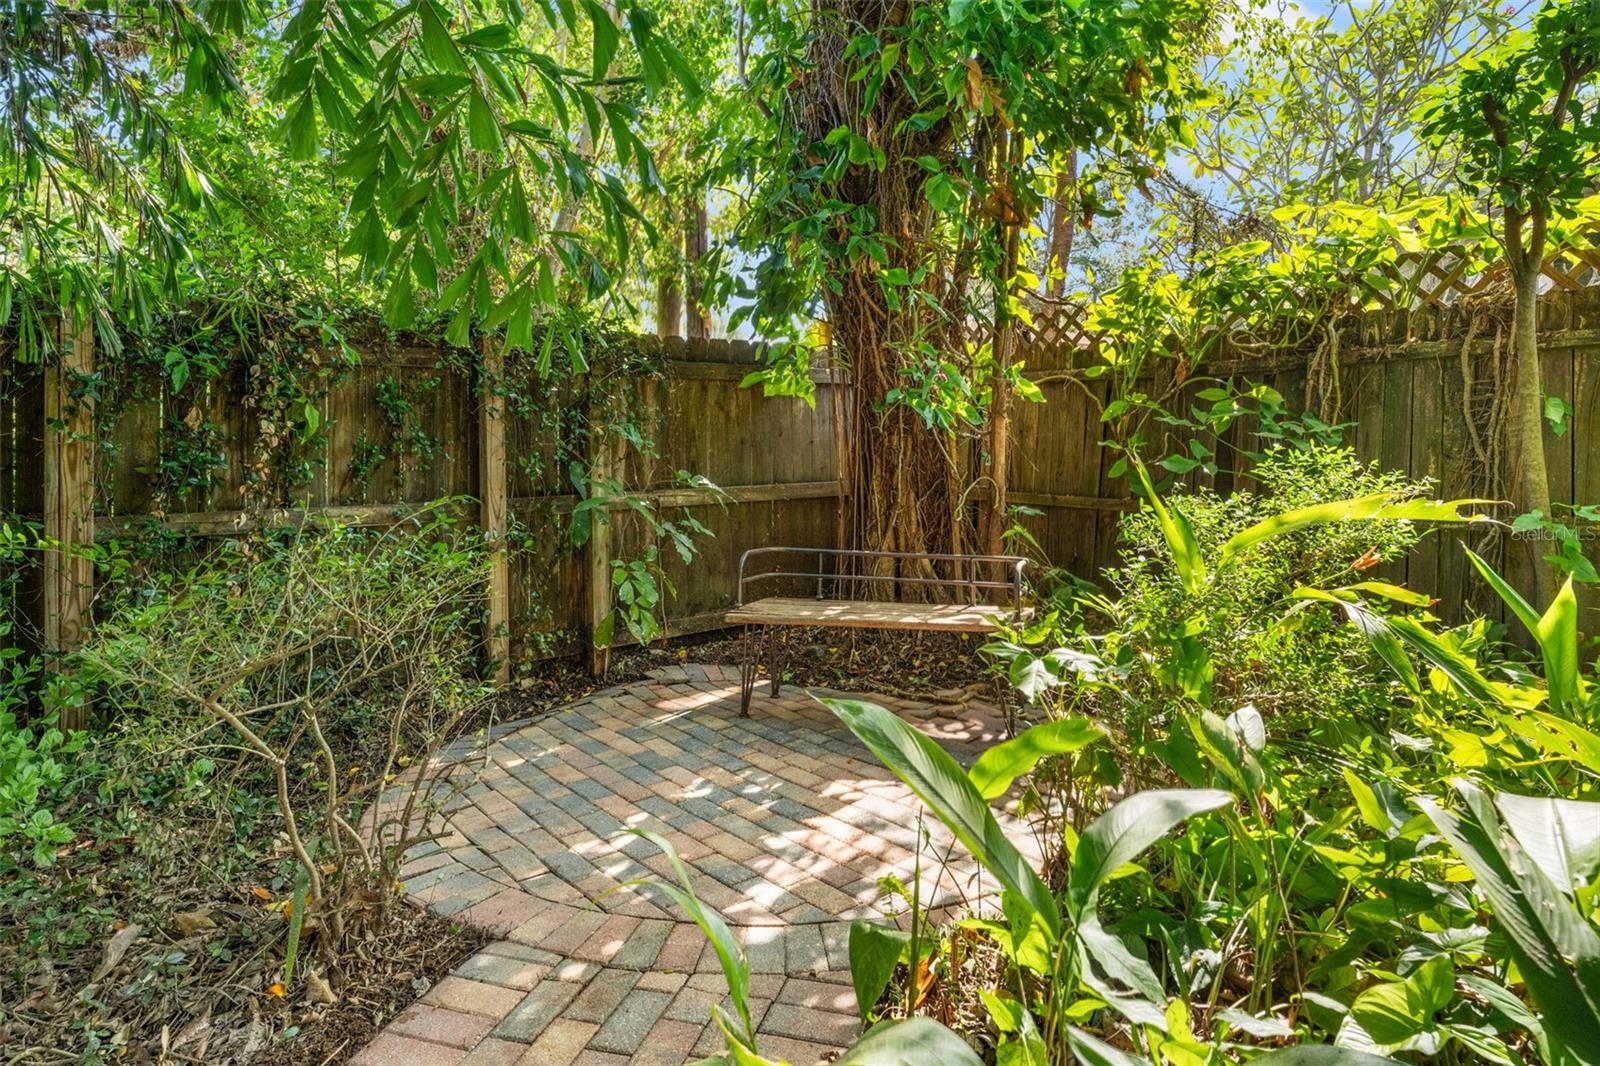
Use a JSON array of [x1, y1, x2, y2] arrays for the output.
[[730, 0, 1207, 422], [961, 450, 1600, 1062], [0, 523, 83, 870], [847, 919, 910, 1022], [1421, 1, 1600, 229], [1417, 781, 1600, 1063]]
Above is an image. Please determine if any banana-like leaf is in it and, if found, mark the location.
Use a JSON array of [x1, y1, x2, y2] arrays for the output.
[[1077, 913, 1165, 1006], [967, 717, 1106, 800], [1524, 712, 1600, 775], [1292, 588, 1419, 694], [1219, 494, 1487, 568], [1537, 578, 1584, 717], [1133, 460, 1206, 595], [1465, 548, 1541, 636], [832, 1017, 983, 1066], [1495, 792, 1600, 894], [1386, 616, 1498, 703], [623, 829, 755, 1047], [1415, 780, 1600, 1062], [1065, 788, 1232, 925], [1252, 1049, 1404, 1065], [825, 698, 1062, 940], [1462, 551, 1588, 716], [1067, 1025, 1151, 1065]]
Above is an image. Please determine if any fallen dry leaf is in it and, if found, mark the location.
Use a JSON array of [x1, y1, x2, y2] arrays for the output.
[[173, 911, 217, 936], [89, 922, 143, 984], [306, 972, 337, 1005]]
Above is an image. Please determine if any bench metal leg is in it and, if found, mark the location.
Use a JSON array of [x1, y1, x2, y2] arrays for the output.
[[739, 624, 760, 717], [768, 626, 785, 698]]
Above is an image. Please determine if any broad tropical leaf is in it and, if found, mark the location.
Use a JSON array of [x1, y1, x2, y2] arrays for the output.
[[1066, 1026, 1150, 1066], [1536, 578, 1584, 716], [1220, 495, 1486, 567], [1494, 792, 1600, 894], [832, 1017, 983, 1066], [1416, 781, 1600, 1061], [846, 920, 908, 1021], [968, 717, 1106, 800], [1253, 1049, 1404, 1065], [623, 829, 755, 1046], [1292, 588, 1419, 693], [1065, 789, 1232, 924], [1465, 548, 1541, 636], [824, 698, 1061, 940], [1133, 460, 1207, 595]]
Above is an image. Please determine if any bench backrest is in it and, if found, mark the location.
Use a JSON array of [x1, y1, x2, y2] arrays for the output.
[[736, 547, 1027, 609]]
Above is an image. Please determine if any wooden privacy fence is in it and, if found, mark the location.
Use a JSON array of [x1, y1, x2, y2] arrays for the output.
[[9, 287, 1600, 729], [1007, 286, 1600, 621], [1, 336, 846, 725]]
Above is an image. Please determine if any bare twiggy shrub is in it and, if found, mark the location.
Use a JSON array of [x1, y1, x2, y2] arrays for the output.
[[77, 508, 493, 986]]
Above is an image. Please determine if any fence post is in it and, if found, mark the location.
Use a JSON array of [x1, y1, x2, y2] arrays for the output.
[[478, 337, 511, 685], [584, 383, 619, 677], [43, 312, 95, 730]]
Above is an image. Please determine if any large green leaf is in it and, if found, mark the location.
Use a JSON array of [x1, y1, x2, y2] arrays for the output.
[[846, 920, 908, 1022], [1065, 788, 1233, 925], [1133, 460, 1206, 595], [1347, 954, 1453, 1046], [833, 1018, 983, 1066], [825, 698, 1061, 940], [1386, 616, 1498, 703], [1537, 578, 1583, 717], [1416, 781, 1600, 1061], [1066, 1027, 1150, 1066], [968, 717, 1106, 800], [1219, 494, 1486, 567], [1464, 548, 1541, 636], [1252, 1049, 1403, 1065], [1292, 588, 1419, 693], [1494, 792, 1600, 895]]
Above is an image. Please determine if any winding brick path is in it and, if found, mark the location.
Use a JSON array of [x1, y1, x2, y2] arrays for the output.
[[354, 664, 1030, 1066]]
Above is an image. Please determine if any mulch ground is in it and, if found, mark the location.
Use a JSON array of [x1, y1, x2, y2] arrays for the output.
[[1, 855, 487, 1065], [504, 625, 999, 717]]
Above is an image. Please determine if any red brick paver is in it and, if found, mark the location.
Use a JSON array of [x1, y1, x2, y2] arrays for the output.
[[358, 664, 1032, 1065]]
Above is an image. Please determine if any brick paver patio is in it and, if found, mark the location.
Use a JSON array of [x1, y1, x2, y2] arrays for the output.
[[354, 664, 1032, 1066]]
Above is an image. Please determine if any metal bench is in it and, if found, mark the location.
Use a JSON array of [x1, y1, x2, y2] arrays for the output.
[[725, 547, 1031, 716]]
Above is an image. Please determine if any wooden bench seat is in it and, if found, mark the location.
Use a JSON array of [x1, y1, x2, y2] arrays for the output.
[[725, 547, 1032, 716], [726, 596, 1028, 632]]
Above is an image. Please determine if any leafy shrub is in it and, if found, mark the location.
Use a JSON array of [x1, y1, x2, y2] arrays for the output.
[[992, 446, 1445, 794], [0, 521, 86, 869]]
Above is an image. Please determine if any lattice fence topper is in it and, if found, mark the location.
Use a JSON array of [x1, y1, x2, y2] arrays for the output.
[[1022, 240, 1600, 353]]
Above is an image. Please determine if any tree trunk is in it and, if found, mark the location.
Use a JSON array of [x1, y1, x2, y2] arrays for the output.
[[980, 134, 1024, 557], [790, 0, 970, 576], [1044, 151, 1077, 301], [829, 272, 962, 575], [684, 191, 711, 340], [656, 275, 682, 337], [1506, 268, 1556, 603]]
